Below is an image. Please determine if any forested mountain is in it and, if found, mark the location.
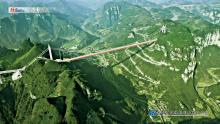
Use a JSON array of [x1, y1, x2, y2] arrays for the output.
[[0, 0, 220, 124]]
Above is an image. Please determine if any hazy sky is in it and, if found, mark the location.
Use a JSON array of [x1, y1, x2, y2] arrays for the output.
[[2, 0, 218, 9], [73, 0, 111, 9], [2, 0, 111, 9]]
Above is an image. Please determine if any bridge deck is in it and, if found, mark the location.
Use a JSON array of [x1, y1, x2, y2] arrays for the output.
[[56, 39, 156, 62], [0, 67, 26, 75], [0, 40, 156, 74]]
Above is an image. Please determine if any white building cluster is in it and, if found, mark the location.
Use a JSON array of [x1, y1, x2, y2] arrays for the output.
[[160, 25, 168, 34]]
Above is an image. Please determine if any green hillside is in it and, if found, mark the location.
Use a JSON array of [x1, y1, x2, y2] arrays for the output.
[[0, 43, 148, 124], [0, 0, 219, 124], [81, 1, 220, 123]]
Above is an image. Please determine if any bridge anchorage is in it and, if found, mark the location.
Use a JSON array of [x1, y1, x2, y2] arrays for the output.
[[12, 70, 23, 81], [0, 66, 26, 83]]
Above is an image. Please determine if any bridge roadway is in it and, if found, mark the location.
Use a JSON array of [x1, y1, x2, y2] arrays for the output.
[[55, 39, 156, 62], [0, 67, 26, 75]]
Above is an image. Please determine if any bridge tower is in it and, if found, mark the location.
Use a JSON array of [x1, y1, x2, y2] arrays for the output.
[[0, 75, 2, 84], [48, 44, 53, 60]]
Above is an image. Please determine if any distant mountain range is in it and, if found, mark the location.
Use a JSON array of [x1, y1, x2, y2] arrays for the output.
[[0, 0, 98, 49], [150, 0, 220, 4], [0, 0, 92, 23], [0, 13, 98, 49]]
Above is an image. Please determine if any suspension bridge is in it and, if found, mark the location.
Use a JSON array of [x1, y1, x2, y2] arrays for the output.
[[0, 39, 156, 82]]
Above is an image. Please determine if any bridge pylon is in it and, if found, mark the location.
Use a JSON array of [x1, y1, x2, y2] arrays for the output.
[[0, 75, 2, 84], [48, 44, 53, 60]]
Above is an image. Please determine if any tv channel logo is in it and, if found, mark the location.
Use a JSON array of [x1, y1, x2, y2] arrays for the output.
[[8, 7, 50, 14], [8, 7, 17, 13], [8, 7, 27, 13]]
